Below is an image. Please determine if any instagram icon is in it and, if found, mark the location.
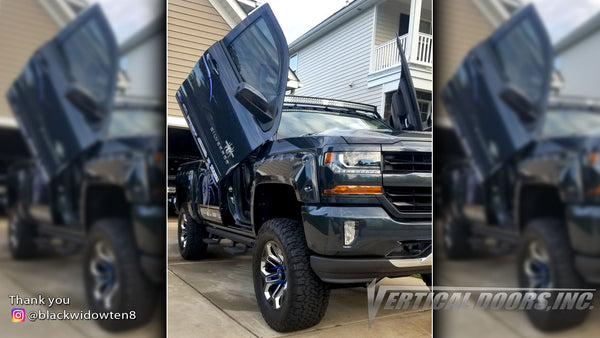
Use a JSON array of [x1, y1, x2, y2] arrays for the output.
[[11, 308, 25, 322]]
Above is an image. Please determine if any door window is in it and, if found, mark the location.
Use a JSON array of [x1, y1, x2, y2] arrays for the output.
[[226, 18, 282, 102], [58, 18, 114, 108], [492, 19, 548, 107]]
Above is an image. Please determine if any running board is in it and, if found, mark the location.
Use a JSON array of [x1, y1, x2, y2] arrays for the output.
[[205, 226, 255, 247], [470, 224, 519, 244], [37, 223, 86, 244]]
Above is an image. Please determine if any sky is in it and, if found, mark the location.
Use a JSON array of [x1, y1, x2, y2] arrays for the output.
[[94, 0, 163, 43], [265, 0, 351, 43], [528, 0, 600, 42]]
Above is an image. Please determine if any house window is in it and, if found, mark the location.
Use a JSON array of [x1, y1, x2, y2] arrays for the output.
[[383, 91, 394, 121], [383, 90, 432, 127], [289, 53, 298, 72], [419, 20, 432, 35], [416, 90, 432, 126]]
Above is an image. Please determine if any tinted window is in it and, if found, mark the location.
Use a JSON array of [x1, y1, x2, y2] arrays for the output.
[[107, 108, 163, 138], [277, 111, 390, 139], [543, 109, 600, 137], [58, 18, 114, 106], [226, 18, 281, 101], [493, 19, 547, 106]]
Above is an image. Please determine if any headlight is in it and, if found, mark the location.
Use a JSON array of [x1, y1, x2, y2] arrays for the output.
[[324, 151, 381, 173], [323, 151, 382, 195], [585, 151, 600, 198]]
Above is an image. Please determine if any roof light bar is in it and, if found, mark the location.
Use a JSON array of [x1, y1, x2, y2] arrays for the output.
[[284, 95, 380, 118]]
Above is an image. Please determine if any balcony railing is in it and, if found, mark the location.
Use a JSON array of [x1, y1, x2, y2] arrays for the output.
[[372, 33, 432, 73], [415, 33, 433, 64]]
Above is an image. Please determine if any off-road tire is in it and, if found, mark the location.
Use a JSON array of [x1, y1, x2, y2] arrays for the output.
[[253, 218, 330, 332], [517, 217, 589, 331], [84, 218, 157, 331], [8, 211, 38, 259], [422, 273, 432, 288], [443, 218, 472, 259], [177, 207, 208, 260]]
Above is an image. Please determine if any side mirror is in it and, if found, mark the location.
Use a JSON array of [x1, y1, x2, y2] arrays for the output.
[[501, 84, 537, 123], [66, 85, 103, 122], [235, 83, 271, 122]]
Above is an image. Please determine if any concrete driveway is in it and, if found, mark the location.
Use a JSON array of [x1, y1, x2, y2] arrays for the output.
[[167, 218, 432, 337], [434, 218, 600, 337], [0, 218, 163, 337]]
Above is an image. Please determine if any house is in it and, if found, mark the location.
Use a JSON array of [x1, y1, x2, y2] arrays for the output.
[[554, 11, 600, 98], [119, 13, 165, 99], [288, 0, 432, 122]]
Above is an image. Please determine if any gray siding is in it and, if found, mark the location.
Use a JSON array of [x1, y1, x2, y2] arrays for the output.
[[122, 32, 165, 99], [294, 7, 384, 112], [556, 31, 600, 99]]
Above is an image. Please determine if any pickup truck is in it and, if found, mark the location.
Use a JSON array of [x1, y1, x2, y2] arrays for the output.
[[174, 4, 432, 332], [5, 5, 165, 331], [442, 4, 598, 332]]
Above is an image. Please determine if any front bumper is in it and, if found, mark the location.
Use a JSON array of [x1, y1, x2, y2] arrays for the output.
[[311, 253, 432, 283], [301, 205, 431, 283], [301, 205, 431, 256]]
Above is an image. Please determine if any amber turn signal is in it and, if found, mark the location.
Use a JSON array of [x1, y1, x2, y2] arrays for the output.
[[323, 185, 382, 195]]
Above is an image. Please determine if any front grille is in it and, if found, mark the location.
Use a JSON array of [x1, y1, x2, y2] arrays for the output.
[[385, 187, 432, 213], [382, 151, 432, 218], [383, 152, 431, 173]]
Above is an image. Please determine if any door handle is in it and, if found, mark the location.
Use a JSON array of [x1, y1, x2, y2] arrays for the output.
[[206, 52, 219, 76]]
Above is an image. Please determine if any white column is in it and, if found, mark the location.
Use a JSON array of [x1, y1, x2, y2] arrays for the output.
[[406, 0, 422, 63]]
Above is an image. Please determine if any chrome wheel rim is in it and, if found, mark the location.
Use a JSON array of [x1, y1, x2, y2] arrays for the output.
[[89, 241, 118, 310], [179, 213, 188, 249], [260, 241, 287, 309], [523, 240, 552, 288]]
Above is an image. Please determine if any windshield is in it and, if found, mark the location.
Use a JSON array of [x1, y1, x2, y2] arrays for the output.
[[107, 107, 163, 138], [542, 108, 600, 138], [277, 110, 391, 139]]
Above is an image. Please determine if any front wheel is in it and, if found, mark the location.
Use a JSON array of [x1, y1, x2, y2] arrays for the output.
[[517, 218, 589, 331], [443, 218, 472, 259], [84, 218, 157, 331], [253, 218, 330, 332]]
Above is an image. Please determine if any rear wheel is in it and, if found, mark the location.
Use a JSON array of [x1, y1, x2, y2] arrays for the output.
[[84, 218, 156, 331], [8, 212, 38, 259], [177, 207, 208, 260], [443, 218, 472, 259], [253, 218, 330, 332], [517, 218, 589, 331]]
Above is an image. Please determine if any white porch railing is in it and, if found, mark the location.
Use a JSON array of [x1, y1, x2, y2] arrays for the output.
[[415, 33, 433, 64], [372, 34, 407, 73], [371, 33, 432, 73]]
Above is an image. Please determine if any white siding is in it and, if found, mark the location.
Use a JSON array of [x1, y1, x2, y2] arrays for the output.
[[556, 31, 600, 99], [122, 32, 165, 98], [294, 7, 384, 112]]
